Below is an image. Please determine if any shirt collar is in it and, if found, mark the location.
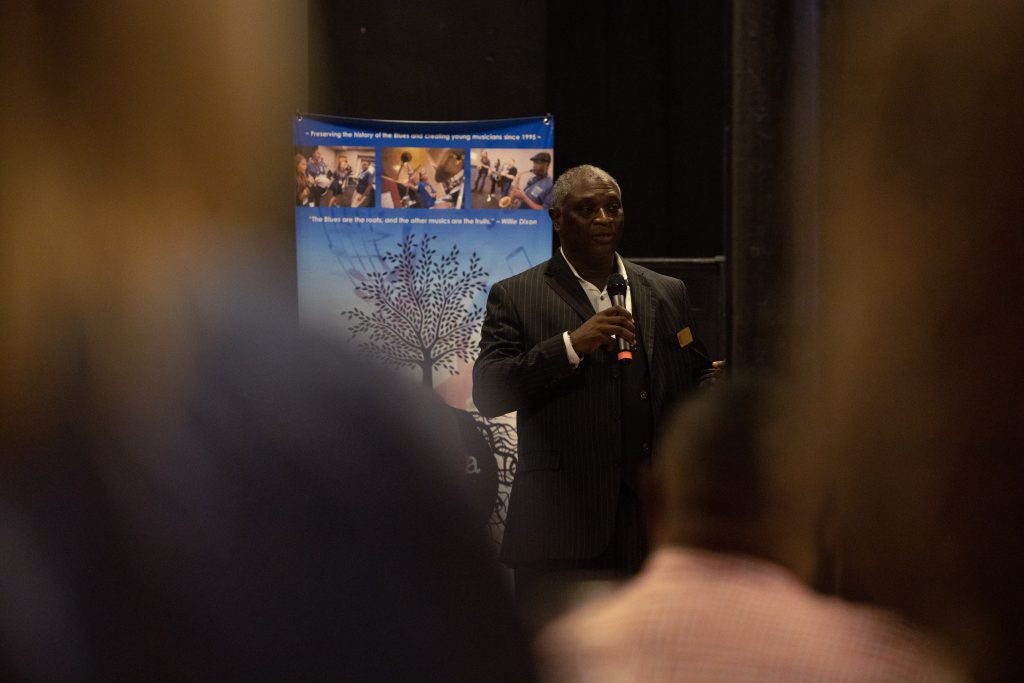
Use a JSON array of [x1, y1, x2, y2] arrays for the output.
[[559, 247, 627, 290]]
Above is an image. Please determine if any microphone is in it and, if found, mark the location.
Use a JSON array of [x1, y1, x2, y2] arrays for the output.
[[607, 273, 632, 365]]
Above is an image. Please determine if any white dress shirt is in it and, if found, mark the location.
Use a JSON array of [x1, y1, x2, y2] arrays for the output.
[[560, 248, 633, 367]]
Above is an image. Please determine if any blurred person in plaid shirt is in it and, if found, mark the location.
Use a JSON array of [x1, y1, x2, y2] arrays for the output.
[[535, 381, 961, 682]]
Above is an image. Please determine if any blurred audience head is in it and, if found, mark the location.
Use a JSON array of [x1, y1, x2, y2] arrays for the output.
[[805, 1, 1024, 677], [0, 1, 301, 444], [0, 2, 533, 680], [650, 379, 820, 581]]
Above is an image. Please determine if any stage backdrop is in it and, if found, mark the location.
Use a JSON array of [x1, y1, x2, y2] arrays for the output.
[[294, 114, 554, 543]]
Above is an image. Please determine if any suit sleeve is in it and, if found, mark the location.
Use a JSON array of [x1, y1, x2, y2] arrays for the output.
[[678, 280, 713, 383], [472, 281, 578, 417]]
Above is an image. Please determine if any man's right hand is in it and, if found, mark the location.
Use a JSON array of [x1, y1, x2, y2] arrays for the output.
[[569, 306, 635, 356]]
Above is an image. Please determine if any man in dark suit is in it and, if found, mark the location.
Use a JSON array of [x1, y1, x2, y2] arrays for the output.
[[473, 165, 718, 622]]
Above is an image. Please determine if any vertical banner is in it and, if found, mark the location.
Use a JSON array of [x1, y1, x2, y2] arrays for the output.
[[294, 114, 554, 542]]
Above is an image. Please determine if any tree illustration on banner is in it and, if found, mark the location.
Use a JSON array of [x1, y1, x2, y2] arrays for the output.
[[342, 232, 487, 387], [470, 412, 518, 545], [342, 231, 519, 545]]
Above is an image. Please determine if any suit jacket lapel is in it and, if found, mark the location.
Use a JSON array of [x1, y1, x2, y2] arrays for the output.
[[544, 251, 596, 323], [625, 261, 657, 363]]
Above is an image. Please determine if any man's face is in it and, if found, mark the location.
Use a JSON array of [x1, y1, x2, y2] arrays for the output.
[[532, 160, 549, 176], [312, 150, 322, 163], [361, 160, 369, 171], [550, 175, 623, 266]]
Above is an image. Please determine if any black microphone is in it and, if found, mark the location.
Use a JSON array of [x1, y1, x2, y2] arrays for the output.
[[607, 273, 632, 365]]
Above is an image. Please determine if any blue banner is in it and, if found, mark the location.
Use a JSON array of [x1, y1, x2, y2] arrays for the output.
[[294, 114, 554, 541]]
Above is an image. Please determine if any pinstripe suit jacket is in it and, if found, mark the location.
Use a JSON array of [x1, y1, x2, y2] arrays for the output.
[[473, 251, 710, 564]]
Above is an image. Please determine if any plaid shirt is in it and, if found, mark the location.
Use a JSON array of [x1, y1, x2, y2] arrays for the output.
[[536, 547, 961, 682]]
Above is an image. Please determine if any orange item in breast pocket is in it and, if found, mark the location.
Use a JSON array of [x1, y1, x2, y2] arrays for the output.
[[676, 327, 693, 348]]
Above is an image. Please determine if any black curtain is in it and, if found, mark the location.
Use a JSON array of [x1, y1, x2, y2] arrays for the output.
[[309, 0, 728, 259]]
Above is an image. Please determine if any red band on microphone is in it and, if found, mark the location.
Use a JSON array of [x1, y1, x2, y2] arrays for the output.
[[617, 350, 633, 362]]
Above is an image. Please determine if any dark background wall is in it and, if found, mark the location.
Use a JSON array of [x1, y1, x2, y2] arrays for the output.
[[309, 0, 729, 260]]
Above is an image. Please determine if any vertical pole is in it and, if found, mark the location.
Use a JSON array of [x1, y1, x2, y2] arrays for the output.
[[729, 0, 799, 372]]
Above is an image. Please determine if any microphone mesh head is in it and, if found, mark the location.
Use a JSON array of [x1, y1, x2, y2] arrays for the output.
[[607, 272, 627, 296]]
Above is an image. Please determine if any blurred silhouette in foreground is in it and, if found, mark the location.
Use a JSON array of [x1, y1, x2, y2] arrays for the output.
[[0, 2, 533, 680], [537, 381, 957, 681], [801, 2, 1024, 679]]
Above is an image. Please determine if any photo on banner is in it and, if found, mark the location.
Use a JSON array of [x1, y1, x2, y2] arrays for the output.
[[294, 114, 554, 543], [468, 147, 554, 210]]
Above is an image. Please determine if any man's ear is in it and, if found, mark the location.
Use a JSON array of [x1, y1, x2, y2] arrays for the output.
[[549, 208, 560, 231]]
